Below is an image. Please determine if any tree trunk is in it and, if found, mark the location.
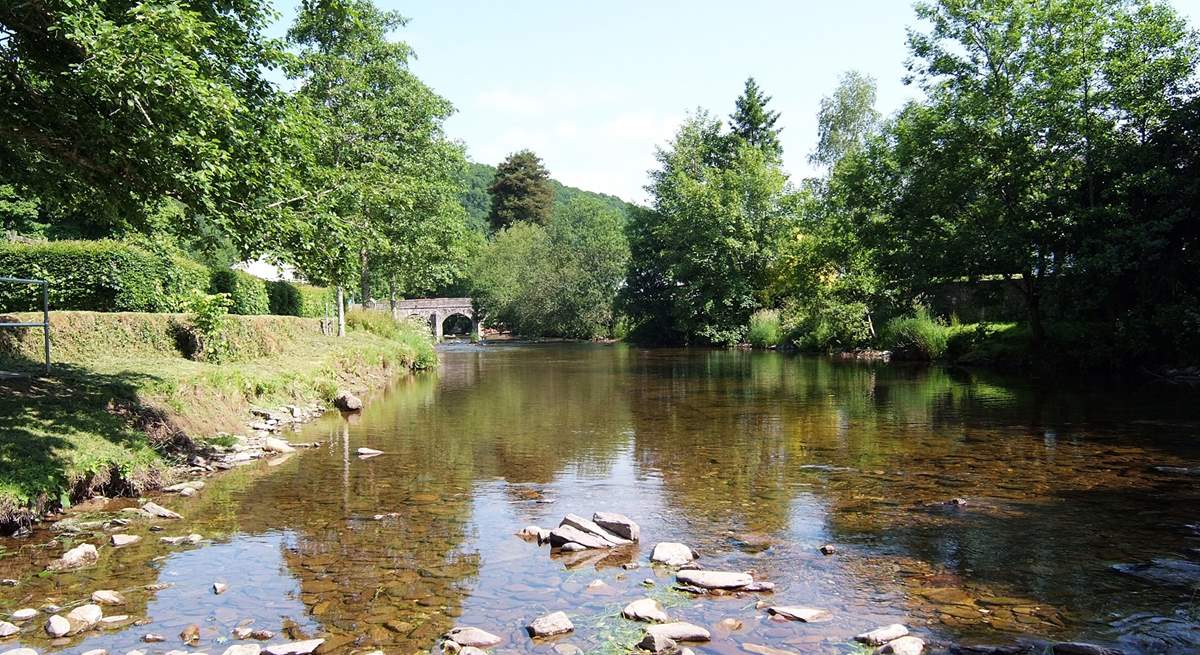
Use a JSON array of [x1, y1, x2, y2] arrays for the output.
[[336, 285, 346, 337], [389, 275, 398, 320], [359, 249, 370, 308]]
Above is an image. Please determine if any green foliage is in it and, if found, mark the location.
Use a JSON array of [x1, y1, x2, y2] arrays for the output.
[[209, 269, 270, 315], [746, 309, 783, 348], [784, 297, 874, 352], [187, 292, 233, 363], [472, 197, 630, 339], [729, 76, 783, 159], [267, 280, 334, 318], [882, 309, 952, 360], [487, 150, 555, 230], [344, 309, 437, 368], [460, 161, 637, 231], [623, 110, 795, 345], [811, 70, 880, 167], [0, 240, 208, 312]]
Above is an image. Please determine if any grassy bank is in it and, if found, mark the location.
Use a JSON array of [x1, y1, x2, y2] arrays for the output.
[[0, 310, 435, 529]]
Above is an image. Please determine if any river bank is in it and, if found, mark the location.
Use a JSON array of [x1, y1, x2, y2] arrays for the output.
[[0, 310, 436, 533]]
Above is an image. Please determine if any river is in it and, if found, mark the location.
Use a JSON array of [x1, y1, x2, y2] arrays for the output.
[[2, 344, 1200, 654]]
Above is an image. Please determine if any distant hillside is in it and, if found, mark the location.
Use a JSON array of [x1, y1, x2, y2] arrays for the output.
[[459, 162, 639, 231]]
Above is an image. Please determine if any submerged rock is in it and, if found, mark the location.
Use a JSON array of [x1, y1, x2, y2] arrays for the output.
[[552, 645, 583, 655], [622, 598, 669, 623], [263, 437, 295, 454], [742, 644, 799, 655], [650, 542, 697, 566], [111, 534, 141, 547], [263, 639, 324, 655], [675, 570, 752, 589], [47, 543, 99, 571], [637, 631, 676, 654], [879, 636, 926, 655], [1049, 644, 1124, 655], [180, 624, 200, 645], [356, 447, 383, 458], [221, 646, 262, 655], [593, 512, 640, 542], [527, 611, 573, 637], [766, 606, 832, 623], [91, 590, 125, 606], [444, 627, 502, 648], [855, 624, 909, 646], [646, 622, 710, 642], [1112, 559, 1200, 588]]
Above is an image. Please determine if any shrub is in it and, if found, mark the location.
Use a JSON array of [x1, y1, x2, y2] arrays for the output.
[[162, 256, 210, 312], [346, 309, 436, 368], [882, 308, 952, 360], [0, 240, 208, 312], [784, 298, 874, 352], [209, 269, 269, 315], [267, 280, 334, 317], [747, 309, 783, 348], [185, 292, 233, 363]]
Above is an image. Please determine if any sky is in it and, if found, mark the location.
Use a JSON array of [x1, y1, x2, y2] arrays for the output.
[[268, 1, 1200, 204]]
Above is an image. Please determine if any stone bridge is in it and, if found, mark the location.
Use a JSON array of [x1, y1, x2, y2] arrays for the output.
[[362, 298, 479, 342]]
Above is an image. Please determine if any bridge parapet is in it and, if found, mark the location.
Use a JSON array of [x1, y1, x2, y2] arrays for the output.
[[360, 298, 479, 342]]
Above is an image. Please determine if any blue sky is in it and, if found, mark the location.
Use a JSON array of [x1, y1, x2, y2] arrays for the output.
[[268, 1, 1200, 203]]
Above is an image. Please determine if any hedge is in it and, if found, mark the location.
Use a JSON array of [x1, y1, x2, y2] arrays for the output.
[[267, 280, 334, 318], [209, 269, 270, 315], [0, 240, 207, 312]]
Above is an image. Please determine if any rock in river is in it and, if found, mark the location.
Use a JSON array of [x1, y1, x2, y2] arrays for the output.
[[222, 646, 262, 655], [527, 611, 573, 637], [180, 624, 200, 645], [91, 590, 125, 606], [1112, 559, 1200, 588], [111, 534, 141, 547], [675, 570, 752, 589], [622, 598, 669, 623], [742, 645, 799, 655], [45, 616, 70, 638], [2, 650, 39, 655], [767, 606, 833, 623], [334, 391, 362, 411], [213, 582, 228, 595], [47, 543, 99, 571], [0, 621, 18, 637], [263, 639, 324, 655], [444, 627, 502, 648], [11, 609, 37, 621], [66, 604, 103, 632], [646, 622, 711, 642], [356, 447, 384, 458], [593, 512, 640, 541], [548, 525, 612, 550], [879, 636, 925, 655], [637, 631, 676, 654], [1049, 644, 1125, 655], [855, 624, 909, 646], [650, 542, 697, 566], [142, 501, 182, 519], [263, 437, 295, 454], [560, 514, 631, 545]]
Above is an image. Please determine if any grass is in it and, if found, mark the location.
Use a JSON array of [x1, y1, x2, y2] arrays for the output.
[[881, 308, 953, 360], [0, 310, 435, 530], [746, 309, 784, 348]]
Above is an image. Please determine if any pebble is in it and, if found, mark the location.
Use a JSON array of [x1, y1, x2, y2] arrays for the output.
[[143, 634, 166, 643], [820, 544, 836, 555], [213, 582, 229, 594], [526, 611, 573, 637]]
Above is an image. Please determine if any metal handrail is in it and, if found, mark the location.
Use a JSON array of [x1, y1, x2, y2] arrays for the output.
[[0, 276, 50, 375]]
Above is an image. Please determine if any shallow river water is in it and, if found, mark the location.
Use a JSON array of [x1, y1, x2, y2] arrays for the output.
[[3, 344, 1200, 655]]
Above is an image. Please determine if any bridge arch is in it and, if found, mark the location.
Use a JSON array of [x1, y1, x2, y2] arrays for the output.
[[365, 297, 480, 342]]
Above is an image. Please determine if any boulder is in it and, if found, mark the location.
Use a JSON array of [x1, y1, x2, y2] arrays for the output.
[[142, 502, 182, 519], [855, 624, 909, 646], [111, 534, 141, 547], [622, 598, 669, 623], [527, 611, 573, 638], [593, 512, 640, 542], [263, 640, 324, 655], [222, 646, 262, 655], [879, 636, 925, 655], [0, 621, 18, 637], [766, 607, 832, 623], [650, 542, 696, 566], [66, 605, 102, 633], [559, 514, 630, 545], [333, 392, 362, 411], [45, 616, 70, 638], [263, 437, 295, 454], [91, 590, 125, 606], [637, 631, 676, 654], [47, 543, 99, 571], [548, 525, 612, 550], [444, 627, 502, 648], [675, 570, 751, 589], [646, 623, 710, 642]]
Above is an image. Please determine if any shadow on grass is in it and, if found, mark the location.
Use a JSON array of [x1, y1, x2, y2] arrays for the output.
[[0, 338, 189, 533]]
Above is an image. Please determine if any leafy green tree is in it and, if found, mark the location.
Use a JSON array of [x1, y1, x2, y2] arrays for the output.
[[729, 77, 783, 159], [487, 149, 555, 230], [472, 197, 628, 338], [810, 71, 880, 168], [0, 0, 289, 242], [283, 0, 459, 334], [623, 112, 794, 345]]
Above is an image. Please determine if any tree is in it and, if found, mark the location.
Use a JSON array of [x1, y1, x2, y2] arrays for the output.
[[729, 77, 783, 159], [810, 71, 880, 168], [0, 0, 289, 244], [472, 196, 628, 338], [487, 150, 554, 230], [623, 112, 794, 345], [283, 0, 460, 334]]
